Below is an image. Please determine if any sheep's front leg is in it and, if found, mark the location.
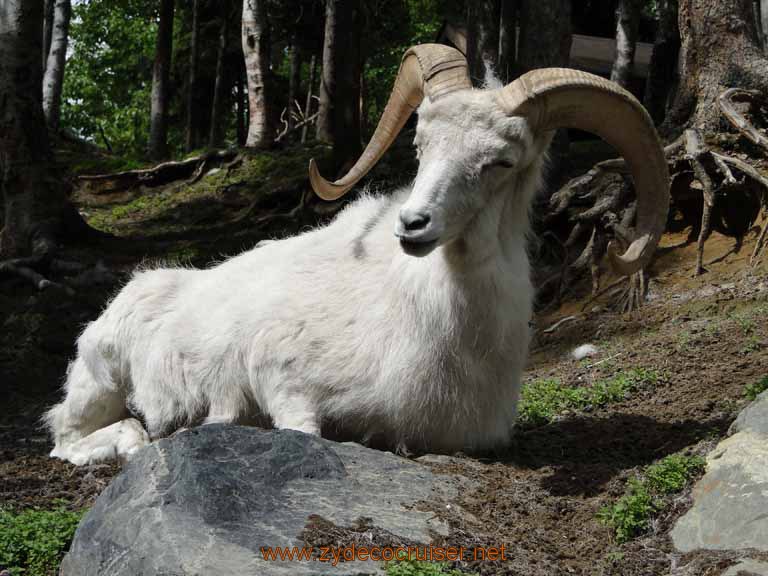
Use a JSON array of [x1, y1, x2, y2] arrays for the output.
[[57, 419, 150, 466], [269, 393, 321, 436]]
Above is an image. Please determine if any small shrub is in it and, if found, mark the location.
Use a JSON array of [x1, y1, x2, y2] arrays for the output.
[[598, 453, 705, 543], [0, 504, 85, 576], [385, 558, 472, 576], [745, 376, 768, 401], [518, 369, 659, 426]]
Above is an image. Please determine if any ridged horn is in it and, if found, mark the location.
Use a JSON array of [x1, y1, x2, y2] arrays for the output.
[[496, 68, 670, 276], [309, 44, 471, 201]]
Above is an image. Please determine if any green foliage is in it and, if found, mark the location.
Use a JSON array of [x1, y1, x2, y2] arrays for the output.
[[598, 454, 705, 543], [62, 0, 158, 157], [518, 369, 659, 426], [0, 504, 85, 576], [385, 558, 472, 576], [744, 376, 768, 401]]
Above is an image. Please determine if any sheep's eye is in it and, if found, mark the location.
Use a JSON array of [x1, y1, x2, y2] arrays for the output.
[[484, 160, 514, 170]]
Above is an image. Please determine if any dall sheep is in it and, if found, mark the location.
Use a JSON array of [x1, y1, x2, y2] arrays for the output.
[[46, 44, 669, 465]]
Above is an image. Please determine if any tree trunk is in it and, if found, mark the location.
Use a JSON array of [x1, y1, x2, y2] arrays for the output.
[[610, 0, 641, 88], [42, 0, 71, 131], [761, 0, 768, 51], [518, 0, 572, 184], [43, 0, 54, 70], [1, 0, 69, 257], [333, 0, 361, 169], [316, 0, 337, 144], [466, 0, 501, 85], [517, 0, 572, 72], [665, 0, 768, 135], [316, 0, 361, 169], [236, 65, 246, 146], [185, 0, 200, 152], [242, 0, 273, 148], [209, 0, 230, 149], [498, 0, 519, 83], [643, 0, 680, 125], [148, 0, 175, 160], [287, 40, 302, 133]]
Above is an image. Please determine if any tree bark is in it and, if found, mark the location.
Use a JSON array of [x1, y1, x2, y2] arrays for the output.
[[43, 0, 54, 70], [643, 0, 680, 125], [316, 0, 337, 144], [209, 0, 230, 149], [185, 0, 201, 152], [610, 0, 641, 88], [518, 0, 572, 184], [148, 0, 175, 160], [242, 0, 273, 148], [665, 0, 768, 135], [761, 0, 768, 51], [42, 0, 71, 131], [466, 0, 501, 85], [236, 65, 246, 146], [1, 0, 70, 257]]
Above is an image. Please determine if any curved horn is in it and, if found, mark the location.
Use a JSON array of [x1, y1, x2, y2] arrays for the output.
[[496, 68, 670, 276], [309, 44, 471, 201]]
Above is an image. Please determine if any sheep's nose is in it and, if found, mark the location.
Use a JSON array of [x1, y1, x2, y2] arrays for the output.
[[399, 210, 431, 233]]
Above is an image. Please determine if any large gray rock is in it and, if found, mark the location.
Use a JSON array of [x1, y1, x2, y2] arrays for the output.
[[61, 425, 466, 576], [672, 391, 768, 554]]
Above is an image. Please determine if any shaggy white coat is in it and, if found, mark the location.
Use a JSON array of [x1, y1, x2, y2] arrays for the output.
[[46, 90, 553, 464]]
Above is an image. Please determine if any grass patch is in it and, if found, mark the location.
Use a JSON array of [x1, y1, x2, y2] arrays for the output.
[[385, 558, 474, 576], [518, 368, 659, 426], [744, 376, 768, 401], [0, 503, 85, 576], [598, 453, 705, 543]]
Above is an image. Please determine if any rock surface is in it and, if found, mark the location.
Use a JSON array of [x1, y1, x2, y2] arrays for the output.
[[60, 425, 467, 576], [672, 390, 768, 556]]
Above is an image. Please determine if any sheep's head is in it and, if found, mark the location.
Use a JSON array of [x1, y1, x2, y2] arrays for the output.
[[309, 44, 670, 275]]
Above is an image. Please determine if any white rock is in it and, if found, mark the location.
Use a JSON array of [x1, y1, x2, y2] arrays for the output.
[[571, 344, 598, 361]]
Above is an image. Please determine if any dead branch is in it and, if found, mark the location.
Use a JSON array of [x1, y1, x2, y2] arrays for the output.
[[275, 111, 320, 143]]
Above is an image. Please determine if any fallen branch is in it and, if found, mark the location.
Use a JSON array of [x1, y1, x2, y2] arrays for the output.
[[276, 112, 320, 143]]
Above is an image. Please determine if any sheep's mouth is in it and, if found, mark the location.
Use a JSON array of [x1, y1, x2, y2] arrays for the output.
[[399, 237, 439, 257]]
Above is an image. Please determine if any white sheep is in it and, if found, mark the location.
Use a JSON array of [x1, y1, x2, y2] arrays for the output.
[[46, 44, 669, 465]]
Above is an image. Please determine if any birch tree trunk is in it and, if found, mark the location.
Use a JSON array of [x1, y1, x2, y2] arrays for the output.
[[316, 0, 337, 144], [610, 0, 641, 88], [148, 0, 175, 160], [43, 0, 54, 70], [185, 0, 201, 152], [643, 0, 679, 125], [0, 0, 68, 257], [242, 0, 273, 148], [209, 0, 230, 148], [42, 0, 71, 131]]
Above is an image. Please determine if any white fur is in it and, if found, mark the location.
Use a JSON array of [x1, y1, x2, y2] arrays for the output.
[[46, 89, 555, 464]]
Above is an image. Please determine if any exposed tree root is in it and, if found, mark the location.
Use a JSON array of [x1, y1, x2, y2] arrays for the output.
[[79, 149, 238, 191], [718, 88, 768, 152], [0, 256, 116, 295]]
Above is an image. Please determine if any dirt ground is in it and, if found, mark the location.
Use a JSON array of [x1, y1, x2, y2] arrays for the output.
[[1, 146, 767, 575]]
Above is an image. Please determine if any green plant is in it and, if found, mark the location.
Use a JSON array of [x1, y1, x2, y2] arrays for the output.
[[598, 454, 705, 543], [0, 504, 85, 576], [518, 369, 659, 426], [385, 558, 473, 576], [744, 376, 768, 401]]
